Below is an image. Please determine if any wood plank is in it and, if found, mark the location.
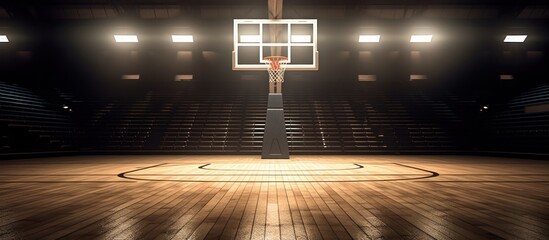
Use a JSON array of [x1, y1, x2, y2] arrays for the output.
[[0, 155, 547, 240]]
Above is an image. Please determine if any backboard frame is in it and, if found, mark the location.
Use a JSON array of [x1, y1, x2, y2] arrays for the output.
[[233, 19, 318, 71]]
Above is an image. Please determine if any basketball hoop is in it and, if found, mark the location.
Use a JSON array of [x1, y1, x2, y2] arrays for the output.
[[264, 56, 288, 83]]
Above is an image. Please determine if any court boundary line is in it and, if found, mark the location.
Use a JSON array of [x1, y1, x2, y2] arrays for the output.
[[117, 163, 439, 183]]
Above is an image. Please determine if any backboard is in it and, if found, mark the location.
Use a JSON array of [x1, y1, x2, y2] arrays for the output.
[[233, 19, 318, 71]]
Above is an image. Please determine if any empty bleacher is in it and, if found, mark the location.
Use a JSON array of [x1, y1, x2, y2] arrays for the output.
[[481, 84, 549, 153], [283, 82, 469, 153], [2, 79, 478, 154], [0, 81, 77, 153]]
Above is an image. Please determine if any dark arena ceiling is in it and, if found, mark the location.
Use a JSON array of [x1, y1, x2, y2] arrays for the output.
[[1, 0, 549, 21]]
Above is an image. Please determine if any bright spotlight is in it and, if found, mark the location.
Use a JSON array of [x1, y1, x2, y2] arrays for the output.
[[504, 35, 527, 43], [0, 35, 8, 42], [172, 35, 194, 43], [410, 35, 432, 43], [114, 35, 138, 43], [359, 35, 380, 43]]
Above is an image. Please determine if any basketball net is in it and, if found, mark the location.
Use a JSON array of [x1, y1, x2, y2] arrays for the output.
[[264, 56, 288, 83]]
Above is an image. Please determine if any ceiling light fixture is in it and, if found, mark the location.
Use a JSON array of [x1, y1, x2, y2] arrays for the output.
[[504, 35, 527, 43], [359, 35, 380, 43], [410, 35, 432, 43], [172, 35, 194, 43], [114, 35, 138, 43]]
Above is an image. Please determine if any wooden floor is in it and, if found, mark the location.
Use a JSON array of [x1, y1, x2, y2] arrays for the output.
[[0, 155, 548, 240]]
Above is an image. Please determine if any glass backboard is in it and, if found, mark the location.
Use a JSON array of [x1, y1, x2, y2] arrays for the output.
[[233, 19, 318, 71]]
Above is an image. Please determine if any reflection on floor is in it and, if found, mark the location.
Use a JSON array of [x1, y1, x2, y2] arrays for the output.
[[0, 155, 548, 239]]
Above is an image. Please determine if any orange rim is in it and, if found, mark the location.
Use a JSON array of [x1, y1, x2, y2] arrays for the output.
[[264, 56, 288, 70]]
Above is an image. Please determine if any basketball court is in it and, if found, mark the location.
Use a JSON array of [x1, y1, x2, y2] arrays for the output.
[[1, 0, 549, 239], [1, 155, 548, 239]]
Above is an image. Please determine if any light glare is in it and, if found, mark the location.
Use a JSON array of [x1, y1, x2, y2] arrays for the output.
[[504, 35, 527, 43], [0, 35, 8, 42], [359, 35, 380, 43], [410, 35, 432, 43], [240, 35, 261, 43], [172, 35, 194, 42], [114, 35, 138, 43], [291, 35, 311, 43]]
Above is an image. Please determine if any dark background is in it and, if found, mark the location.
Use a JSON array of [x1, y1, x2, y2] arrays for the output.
[[1, 0, 548, 157]]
